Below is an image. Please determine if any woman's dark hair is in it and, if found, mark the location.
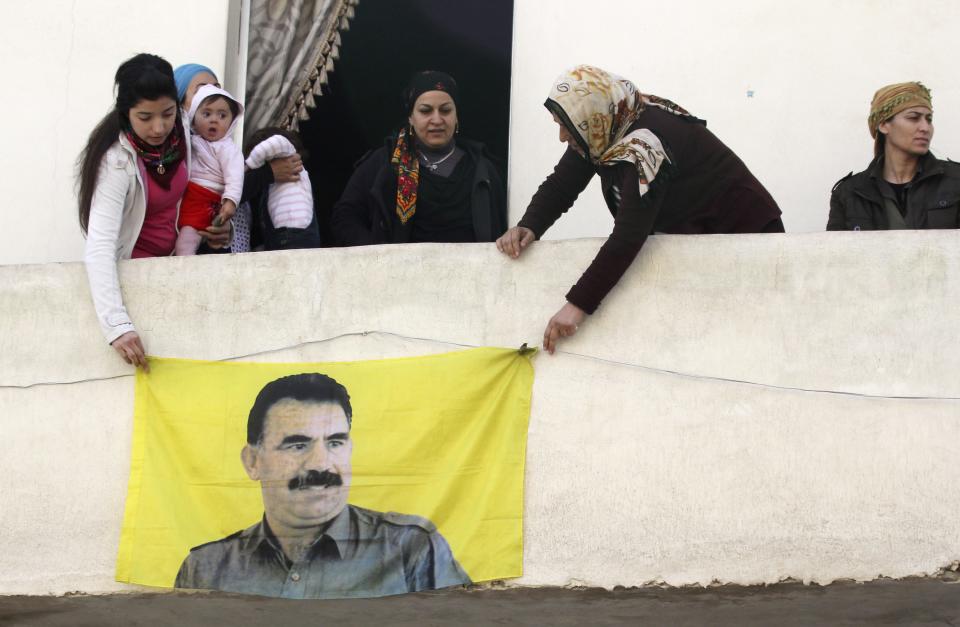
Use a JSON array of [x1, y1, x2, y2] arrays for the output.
[[243, 126, 307, 160], [874, 132, 886, 159], [77, 53, 178, 233]]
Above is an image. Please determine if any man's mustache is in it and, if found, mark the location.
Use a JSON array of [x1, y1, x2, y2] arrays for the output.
[[288, 469, 343, 491]]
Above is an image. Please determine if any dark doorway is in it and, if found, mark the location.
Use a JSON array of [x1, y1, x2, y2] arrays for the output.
[[296, 0, 514, 246]]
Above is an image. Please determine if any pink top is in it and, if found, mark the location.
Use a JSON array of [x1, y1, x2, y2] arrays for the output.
[[190, 135, 244, 205], [132, 161, 188, 258]]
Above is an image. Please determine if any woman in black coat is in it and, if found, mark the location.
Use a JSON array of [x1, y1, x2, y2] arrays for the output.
[[332, 71, 507, 245]]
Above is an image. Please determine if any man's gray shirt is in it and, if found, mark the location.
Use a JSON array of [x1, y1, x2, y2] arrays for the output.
[[174, 505, 471, 599]]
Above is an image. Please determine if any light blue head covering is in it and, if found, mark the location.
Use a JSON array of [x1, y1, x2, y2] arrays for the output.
[[173, 63, 217, 103]]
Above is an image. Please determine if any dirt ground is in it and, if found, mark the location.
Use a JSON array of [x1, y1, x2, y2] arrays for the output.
[[1, 578, 958, 627]]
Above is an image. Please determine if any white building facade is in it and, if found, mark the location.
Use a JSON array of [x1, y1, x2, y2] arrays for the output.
[[1, 0, 958, 265]]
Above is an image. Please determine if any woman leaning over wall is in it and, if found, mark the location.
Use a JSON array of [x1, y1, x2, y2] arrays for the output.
[[497, 65, 782, 354], [78, 54, 218, 370], [827, 82, 960, 231]]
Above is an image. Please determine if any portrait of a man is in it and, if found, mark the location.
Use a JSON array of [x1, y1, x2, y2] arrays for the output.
[[174, 372, 471, 599]]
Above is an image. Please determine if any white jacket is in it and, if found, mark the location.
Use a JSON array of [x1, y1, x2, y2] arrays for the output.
[[83, 131, 191, 344]]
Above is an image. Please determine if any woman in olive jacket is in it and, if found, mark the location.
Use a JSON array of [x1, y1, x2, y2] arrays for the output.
[[828, 81, 960, 231]]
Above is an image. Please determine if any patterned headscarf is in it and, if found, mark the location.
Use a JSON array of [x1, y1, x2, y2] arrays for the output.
[[546, 65, 695, 195], [868, 82, 932, 139], [124, 119, 186, 189]]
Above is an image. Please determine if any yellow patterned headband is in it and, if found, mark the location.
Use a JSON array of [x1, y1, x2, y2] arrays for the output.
[[868, 82, 932, 138]]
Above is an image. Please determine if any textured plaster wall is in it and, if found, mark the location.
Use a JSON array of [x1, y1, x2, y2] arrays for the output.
[[1, 233, 958, 594], [0, 0, 230, 266]]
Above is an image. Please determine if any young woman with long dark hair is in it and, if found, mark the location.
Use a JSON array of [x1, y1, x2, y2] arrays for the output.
[[78, 53, 191, 370]]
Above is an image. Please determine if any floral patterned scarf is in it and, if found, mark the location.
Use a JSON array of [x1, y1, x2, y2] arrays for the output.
[[125, 118, 186, 190], [391, 128, 420, 224], [545, 65, 695, 195]]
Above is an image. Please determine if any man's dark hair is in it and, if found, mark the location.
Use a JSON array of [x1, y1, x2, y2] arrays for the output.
[[247, 373, 352, 444]]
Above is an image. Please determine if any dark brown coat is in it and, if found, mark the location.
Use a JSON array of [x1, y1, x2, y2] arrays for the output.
[[518, 107, 781, 314]]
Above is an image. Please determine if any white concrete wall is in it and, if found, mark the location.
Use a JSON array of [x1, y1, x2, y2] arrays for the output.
[[509, 0, 960, 237], [3, 1, 959, 266], [0, 0, 230, 266], [1, 232, 958, 594]]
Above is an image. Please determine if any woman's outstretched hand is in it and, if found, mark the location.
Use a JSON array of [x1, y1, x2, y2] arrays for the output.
[[543, 302, 586, 355], [496, 226, 535, 259], [111, 331, 150, 372]]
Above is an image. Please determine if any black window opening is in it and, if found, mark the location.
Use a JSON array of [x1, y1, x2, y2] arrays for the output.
[[297, 0, 515, 246]]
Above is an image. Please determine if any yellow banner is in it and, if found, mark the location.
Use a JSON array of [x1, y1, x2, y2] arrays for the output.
[[116, 347, 534, 598]]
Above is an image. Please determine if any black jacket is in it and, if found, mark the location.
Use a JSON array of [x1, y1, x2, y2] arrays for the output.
[[331, 136, 507, 245], [828, 152, 960, 230]]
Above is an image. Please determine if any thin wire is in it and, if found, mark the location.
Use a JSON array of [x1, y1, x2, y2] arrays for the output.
[[219, 330, 477, 361], [2, 330, 958, 402], [555, 349, 960, 402], [5, 373, 135, 390], [0, 331, 472, 390]]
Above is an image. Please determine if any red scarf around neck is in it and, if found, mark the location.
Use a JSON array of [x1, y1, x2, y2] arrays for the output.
[[125, 119, 186, 189]]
